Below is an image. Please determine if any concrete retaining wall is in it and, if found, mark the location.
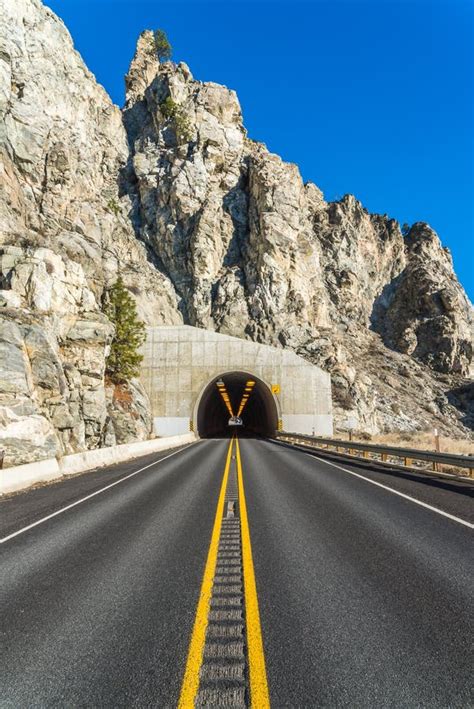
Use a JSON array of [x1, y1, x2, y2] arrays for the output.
[[0, 433, 196, 496], [282, 414, 334, 437]]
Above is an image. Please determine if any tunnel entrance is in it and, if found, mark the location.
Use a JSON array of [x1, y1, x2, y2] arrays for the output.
[[196, 372, 279, 438]]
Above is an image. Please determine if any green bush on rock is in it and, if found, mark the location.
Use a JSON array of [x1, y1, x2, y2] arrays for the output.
[[159, 96, 192, 144]]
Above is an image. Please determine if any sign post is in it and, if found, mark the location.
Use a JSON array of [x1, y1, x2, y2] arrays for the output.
[[433, 428, 440, 472], [343, 416, 357, 454]]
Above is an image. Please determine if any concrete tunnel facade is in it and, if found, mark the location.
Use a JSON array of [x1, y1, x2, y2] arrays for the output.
[[140, 326, 333, 438]]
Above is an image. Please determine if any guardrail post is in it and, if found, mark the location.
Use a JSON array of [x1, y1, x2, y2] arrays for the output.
[[404, 457, 412, 467], [381, 453, 387, 462], [363, 451, 369, 459]]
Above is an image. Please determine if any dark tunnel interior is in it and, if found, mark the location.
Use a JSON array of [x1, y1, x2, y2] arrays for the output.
[[197, 372, 278, 438]]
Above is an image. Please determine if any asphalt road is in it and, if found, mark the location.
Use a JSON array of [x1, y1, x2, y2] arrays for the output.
[[243, 440, 473, 707], [1, 438, 472, 707], [0, 440, 227, 707]]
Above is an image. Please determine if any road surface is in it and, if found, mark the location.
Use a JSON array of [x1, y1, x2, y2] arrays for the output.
[[1, 438, 472, 707]]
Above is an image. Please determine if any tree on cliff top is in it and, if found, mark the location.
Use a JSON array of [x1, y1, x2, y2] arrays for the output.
[[154, 29, 172, 62], [103, 277, 145, 384]]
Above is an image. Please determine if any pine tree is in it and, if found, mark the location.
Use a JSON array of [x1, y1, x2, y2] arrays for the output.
[[154, 29, 172, 62], [103, 277, 146, 384]]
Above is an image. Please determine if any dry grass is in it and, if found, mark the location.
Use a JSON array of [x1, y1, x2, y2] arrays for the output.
[[360, 431, 474, 457], [112, 384, 133, 405], [330, 430, 474, 477], [104, 378, 133, 406]]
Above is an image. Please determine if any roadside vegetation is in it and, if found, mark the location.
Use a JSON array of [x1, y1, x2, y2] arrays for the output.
[[347, 431, 474, 456], [332, 430, 473, 476]]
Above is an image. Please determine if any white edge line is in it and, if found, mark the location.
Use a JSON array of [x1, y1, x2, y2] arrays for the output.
[[0, 442, 198, 544], [303, 451, 474, 530]]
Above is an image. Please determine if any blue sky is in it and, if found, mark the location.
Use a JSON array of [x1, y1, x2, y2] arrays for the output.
[[47, 0, 473, 300]]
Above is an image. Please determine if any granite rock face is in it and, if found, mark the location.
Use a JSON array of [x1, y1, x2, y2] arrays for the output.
[[0, 1, 173, 464], [0, 5, 472, 465], [373, 223, 472, 375], [124, 35, 473, 436]]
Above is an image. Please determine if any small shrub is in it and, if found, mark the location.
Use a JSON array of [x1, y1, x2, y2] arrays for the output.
[[107, 198, 120, 217], [159, 96, 176, 120], [159, 96, 192, 143]]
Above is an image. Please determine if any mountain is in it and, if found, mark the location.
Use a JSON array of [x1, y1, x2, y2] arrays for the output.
[[0, 0, 472, 465]]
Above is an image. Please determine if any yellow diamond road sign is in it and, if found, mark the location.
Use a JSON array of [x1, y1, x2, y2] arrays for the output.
[[271, 384, 280, 395]]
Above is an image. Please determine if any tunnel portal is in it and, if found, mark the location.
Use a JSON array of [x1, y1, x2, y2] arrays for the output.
[[141, 326, 333, 437], [197, 372, 279, 438]]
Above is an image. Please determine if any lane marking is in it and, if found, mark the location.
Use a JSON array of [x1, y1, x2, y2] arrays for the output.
[[235, 437, 271, 708], [0, 443, 198, 545], [302, 452, 474, 530], [178, 437, 234, 708]]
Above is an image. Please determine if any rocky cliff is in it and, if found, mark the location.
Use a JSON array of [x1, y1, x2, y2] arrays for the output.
[[0, 0, 179, 465], [0, 1, 472, 466]]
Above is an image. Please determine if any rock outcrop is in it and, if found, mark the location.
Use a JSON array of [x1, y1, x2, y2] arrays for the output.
[[0, 0, 179, 464], [0, 4, 472, 465], [373, 223, 472, 375], [124, 35, 473, 435]]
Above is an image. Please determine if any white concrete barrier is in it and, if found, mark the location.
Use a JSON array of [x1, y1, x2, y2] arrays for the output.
[[0, 433, 196, 496], [0, 458, 62, 495]]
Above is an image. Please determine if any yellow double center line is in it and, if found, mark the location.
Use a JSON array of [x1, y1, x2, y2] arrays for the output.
[[178, 436, 270, 708], [235, 436, 270, 707]]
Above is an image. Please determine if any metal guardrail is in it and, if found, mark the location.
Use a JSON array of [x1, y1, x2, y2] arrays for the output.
[[275, 433, 474, 479]]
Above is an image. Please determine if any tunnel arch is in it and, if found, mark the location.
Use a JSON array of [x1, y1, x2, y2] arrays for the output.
[[193, 371, 280, 438]]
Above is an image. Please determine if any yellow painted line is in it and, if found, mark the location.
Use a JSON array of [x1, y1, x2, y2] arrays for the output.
[[235, 437, 271, 708], [177, 437, 234, 708]]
